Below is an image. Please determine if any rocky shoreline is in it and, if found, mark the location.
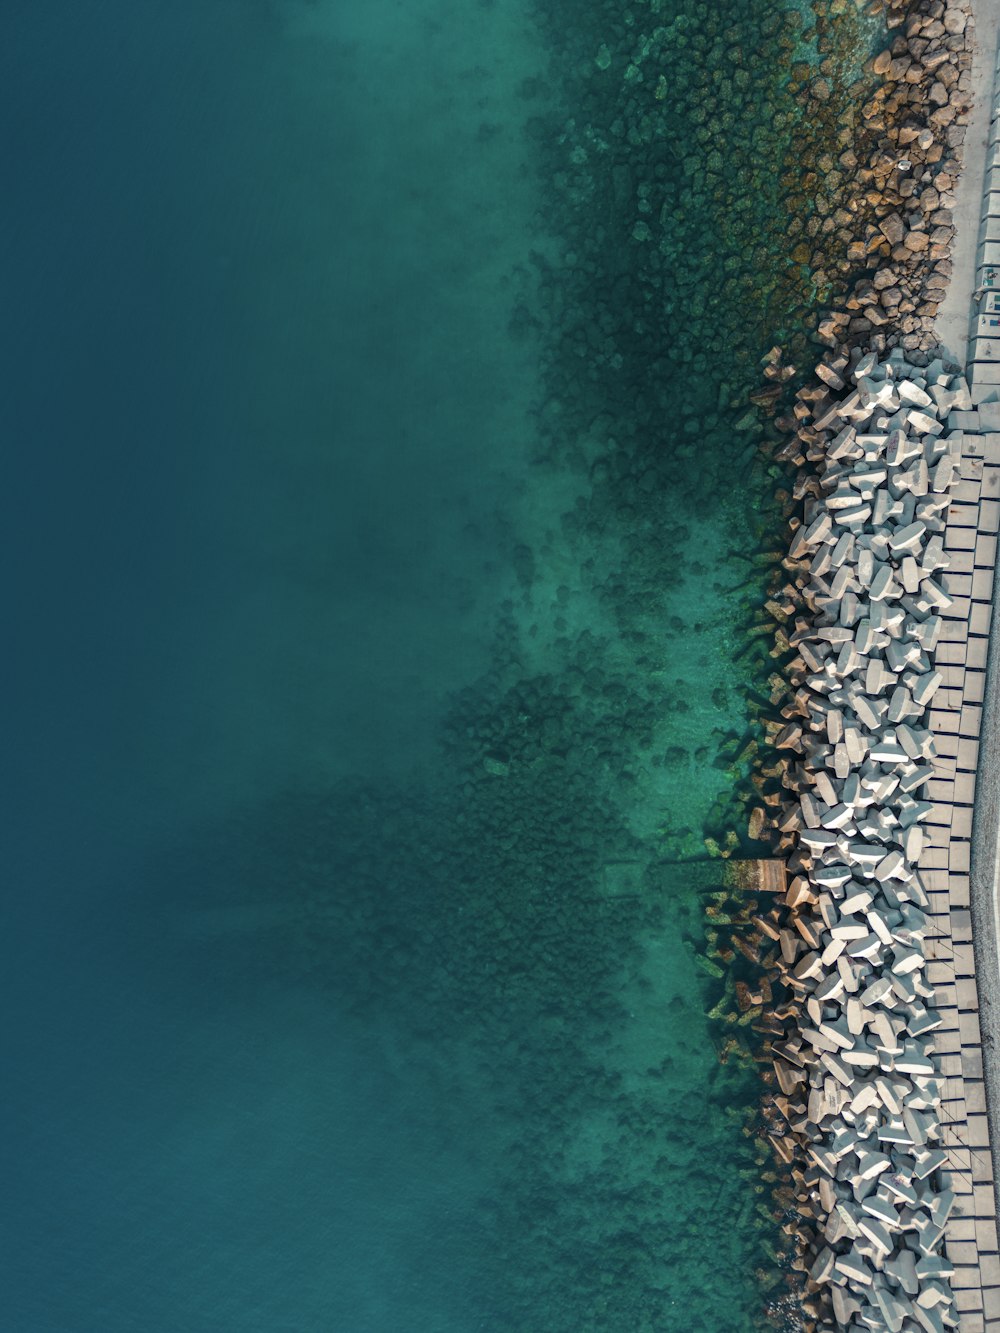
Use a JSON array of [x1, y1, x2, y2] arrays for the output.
[[800, 0, 976, 362], [737, 1, 990, 1329]]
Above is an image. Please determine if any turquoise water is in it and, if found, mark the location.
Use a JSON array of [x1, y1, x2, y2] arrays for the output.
[[1, 2, 880, 1330]]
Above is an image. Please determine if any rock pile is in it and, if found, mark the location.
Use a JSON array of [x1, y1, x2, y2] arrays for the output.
[[813, 0, 975, 358], [757, 346, 969, 1330]]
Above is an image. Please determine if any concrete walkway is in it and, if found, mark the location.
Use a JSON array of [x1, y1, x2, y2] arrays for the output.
[[926, 416, 1000, 1330], [924, 7, 1000, 1329], [936, 0, 1000, 368]]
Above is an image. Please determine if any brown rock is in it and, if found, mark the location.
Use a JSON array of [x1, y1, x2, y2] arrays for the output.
[[873, 268, 898, 290], [929, 80, 949, 105], [937, 63, 959, 89], [873, 49, 892, 75], [880, 212, 906, 244], [905, 13, 927, 39]]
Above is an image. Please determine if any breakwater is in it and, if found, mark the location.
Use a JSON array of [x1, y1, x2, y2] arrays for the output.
[[733, 2, 999, 1328], [766, 347, 967, 1330]]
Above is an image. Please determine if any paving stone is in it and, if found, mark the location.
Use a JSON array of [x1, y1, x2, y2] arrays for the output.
[[951, 552, 979, 580], [943, 617, 972, 642], [969, 1116, 992, 1150], [957, 739, 981, 771], [971, 602, 995, 635], [954, 941, 977, 976], [955, 1269, 986, 1296], [933, 705, 963, 732], [952, 834, 973, 866], [950, 874, 972, 907], [963, 1048, 986, 1081], [928, 960, 957, 986], [955, 478, 984, 503], [936, 734, 962, 761], [953, 908, 974, 941], [972, 568, 996, 601], [948, 1240, 981, 1266], [953, 807, 975, 839], [954, 771, 978, 803], [966, 1082, 989, 1114], [948, 527, 980, 551], [971, 1149, 995, 1184], [940, 644, 970, 670], [952, 502, 983, 527], [963, 454, 987, 481], [944, 595, 974, 622], [965, 669, 987, 703], [968, 638, 991, 669], [975, 533, 999, 567]]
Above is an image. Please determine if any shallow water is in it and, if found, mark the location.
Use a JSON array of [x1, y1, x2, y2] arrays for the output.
[[3, 2, 880, 1330]]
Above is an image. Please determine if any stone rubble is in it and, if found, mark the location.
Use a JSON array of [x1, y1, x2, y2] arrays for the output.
[[762, 345, 967, 1331], [806, 0, 976, 362]]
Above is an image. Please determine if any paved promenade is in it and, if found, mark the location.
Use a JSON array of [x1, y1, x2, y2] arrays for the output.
[[924, 415, 1000, 1330], [917, 9, 1000, 1329]]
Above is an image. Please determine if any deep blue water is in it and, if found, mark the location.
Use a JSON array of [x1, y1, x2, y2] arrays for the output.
[[0, 2, 876, 1329], [3, 4, 545, 1326]]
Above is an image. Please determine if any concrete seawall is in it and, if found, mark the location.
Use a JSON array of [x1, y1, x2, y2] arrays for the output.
[[924, 415, 1000, 1330]]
